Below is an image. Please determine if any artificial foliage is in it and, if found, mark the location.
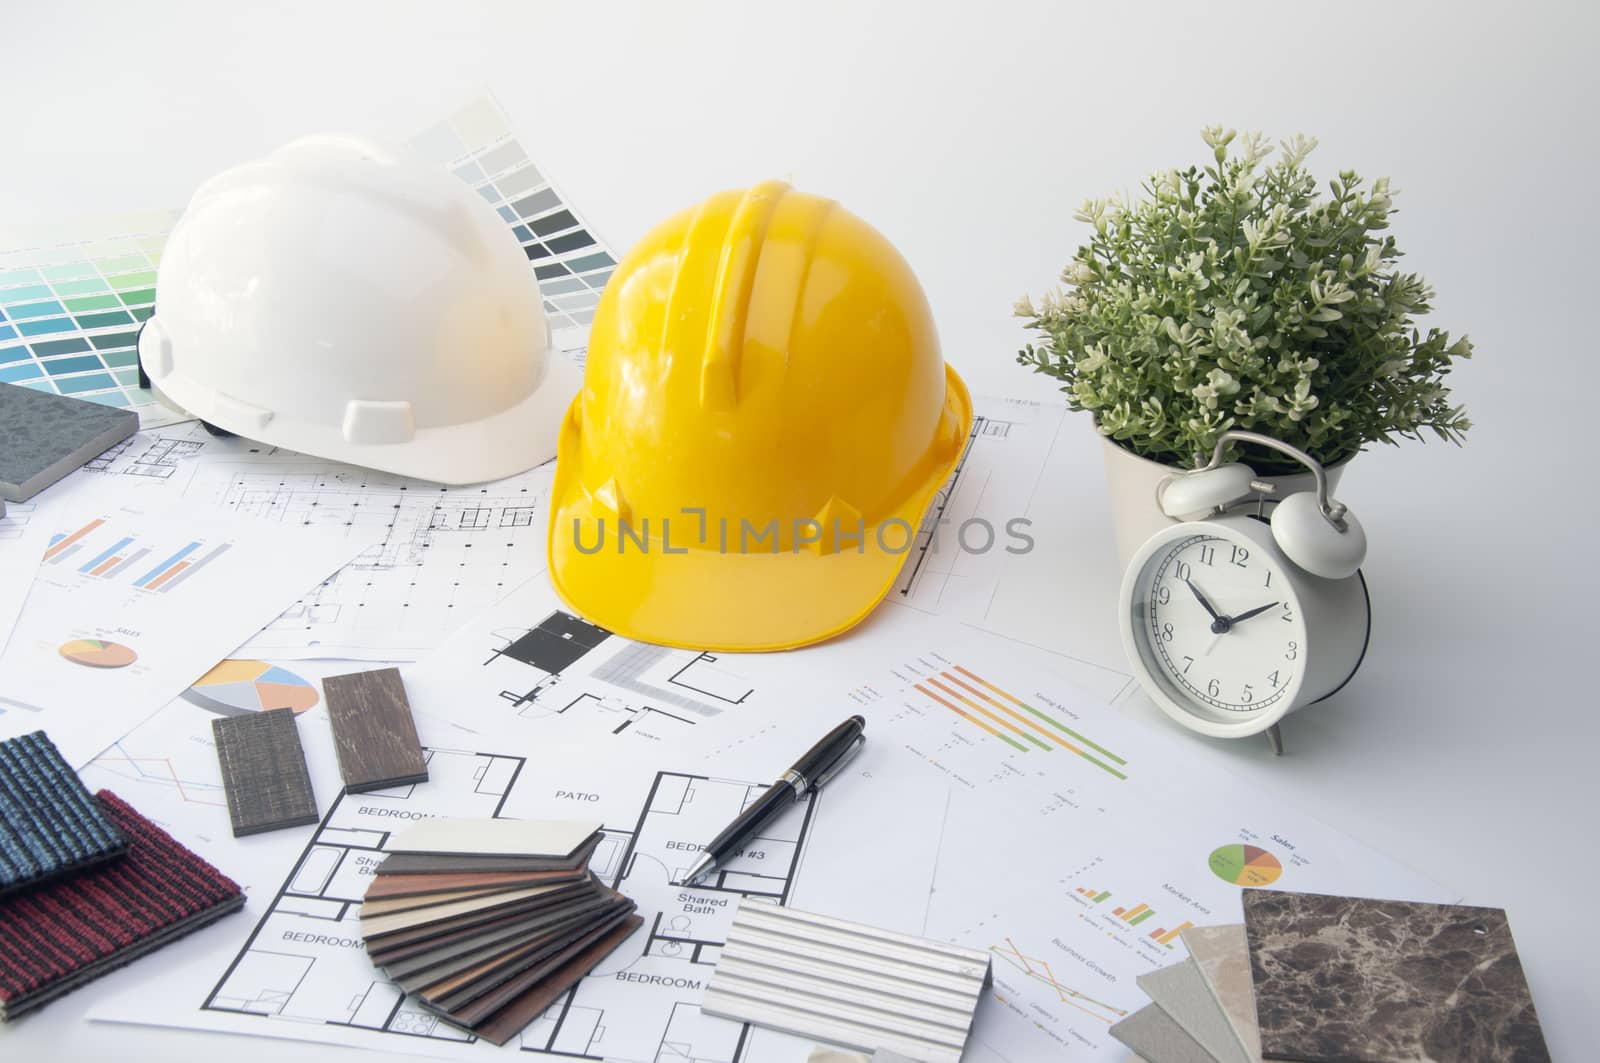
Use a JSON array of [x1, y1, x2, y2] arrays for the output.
[[1016, 128, 1473, 472]]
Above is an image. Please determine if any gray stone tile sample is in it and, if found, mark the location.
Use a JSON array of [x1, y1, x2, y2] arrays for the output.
[[0, 382, 136, 501], [1139, 958, 1252, 1063], [1182, 924, 1263, 1061], [1110, 1002, 1216, 1063]]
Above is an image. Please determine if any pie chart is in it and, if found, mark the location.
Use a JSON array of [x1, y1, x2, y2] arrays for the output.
[[59, 639, 138, 668], [183, 659, 320, 716], [1208, 843, 1283, 887]]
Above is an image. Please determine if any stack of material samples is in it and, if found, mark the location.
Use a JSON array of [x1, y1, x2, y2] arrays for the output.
[[0, 789, 245, 1020], [359, 818, 640, 1045], [1111, 889, 1550, 1063]]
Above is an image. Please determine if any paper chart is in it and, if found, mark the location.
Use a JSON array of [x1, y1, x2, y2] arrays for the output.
[[0, 489, 372, 766], [0, 497, 55, 650], [75, 420, 560, 659]]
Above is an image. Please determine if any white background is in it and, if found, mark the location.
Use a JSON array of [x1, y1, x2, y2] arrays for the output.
[[4, 1, 1596, 1059]]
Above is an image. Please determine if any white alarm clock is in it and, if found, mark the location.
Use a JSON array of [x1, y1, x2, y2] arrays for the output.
[[1119, 431, 1371, 754]]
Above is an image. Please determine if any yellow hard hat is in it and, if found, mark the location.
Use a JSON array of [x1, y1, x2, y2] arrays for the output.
[[547, 180, 972, 651]]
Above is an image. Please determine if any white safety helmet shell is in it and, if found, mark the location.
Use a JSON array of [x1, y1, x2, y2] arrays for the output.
[[139, 135, 580, 484]]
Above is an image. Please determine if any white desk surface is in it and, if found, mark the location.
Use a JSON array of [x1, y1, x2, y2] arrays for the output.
[[5, 3, 1595, 1059]]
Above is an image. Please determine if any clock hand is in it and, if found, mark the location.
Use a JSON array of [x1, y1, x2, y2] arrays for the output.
[[1184, 579, 1223, 622], [1229, 601, 1280, 624]]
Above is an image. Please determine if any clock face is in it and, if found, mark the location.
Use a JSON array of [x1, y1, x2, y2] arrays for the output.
[[1134, 532, 1308, 718]]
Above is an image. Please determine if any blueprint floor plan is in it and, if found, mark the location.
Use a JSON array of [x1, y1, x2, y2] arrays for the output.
[[189, 742, 816, 1060]]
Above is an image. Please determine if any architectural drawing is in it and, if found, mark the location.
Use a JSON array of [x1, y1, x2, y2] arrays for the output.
[[481, 609, 756, 736], [202, 744, 815, 1061], [83, 428, 209, 479]]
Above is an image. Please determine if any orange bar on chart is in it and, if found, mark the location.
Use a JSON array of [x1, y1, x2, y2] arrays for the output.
[[44, 519, 105, 561], [1122, 903, 1149, 922], [145, 561, 191, 591], [91, 556, 123, 576], [1156, 922, 1194, 945]]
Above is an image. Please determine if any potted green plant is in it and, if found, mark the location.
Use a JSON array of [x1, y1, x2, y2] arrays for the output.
[[1016, 128, 1473, 563]]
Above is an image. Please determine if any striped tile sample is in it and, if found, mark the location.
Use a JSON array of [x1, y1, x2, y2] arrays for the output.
[[0, 790, 244, 1020], [0, 730, 127, 897], [702, 900, 992, 1063]]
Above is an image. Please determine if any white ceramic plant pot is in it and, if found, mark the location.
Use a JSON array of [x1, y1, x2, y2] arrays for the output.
[[1099, 431, 1349, 570]]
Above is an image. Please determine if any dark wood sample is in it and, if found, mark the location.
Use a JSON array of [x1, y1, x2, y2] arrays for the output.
[[211, 708, 319, 836], [323, 667, 428, 794]]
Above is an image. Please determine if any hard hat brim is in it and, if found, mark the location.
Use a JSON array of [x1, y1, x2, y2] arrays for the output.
[[545, 366, 974, 653], [139, 318, 583, 486]]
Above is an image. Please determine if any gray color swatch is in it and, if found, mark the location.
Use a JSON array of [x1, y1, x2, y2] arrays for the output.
[[0, 382, 137, 501], [212, 708, 319, 836], [1110, 1003, 1216, 1063], [1139, 959, 1252, 1063], [1243, 890, 1551, 1063], [1181, 924, 1262, 1062]]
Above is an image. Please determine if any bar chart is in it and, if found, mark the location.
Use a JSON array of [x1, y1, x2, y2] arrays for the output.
[[910, 663, 1128, 779], [45, 517, 234, 595]]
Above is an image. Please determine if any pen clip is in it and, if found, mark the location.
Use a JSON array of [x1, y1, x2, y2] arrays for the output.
[[811, 733, 866, 791]]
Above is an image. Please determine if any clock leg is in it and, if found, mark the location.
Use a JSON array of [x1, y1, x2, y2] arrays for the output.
[[1266, 724, 1284, 756]]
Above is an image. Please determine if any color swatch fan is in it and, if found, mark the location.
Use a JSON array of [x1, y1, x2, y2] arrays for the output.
[[359, 818, 639, 1045]]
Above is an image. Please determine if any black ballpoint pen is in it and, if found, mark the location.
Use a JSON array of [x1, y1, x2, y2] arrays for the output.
[[680, 715, 866, 887]]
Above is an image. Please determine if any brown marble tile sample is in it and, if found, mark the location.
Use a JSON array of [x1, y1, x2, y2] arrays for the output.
[[1242, 891, 1550, 1063], [1182, 924, 1262, 1061]]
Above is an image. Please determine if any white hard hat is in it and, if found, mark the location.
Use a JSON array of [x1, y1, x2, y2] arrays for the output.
[[138, 134, 580, 484]]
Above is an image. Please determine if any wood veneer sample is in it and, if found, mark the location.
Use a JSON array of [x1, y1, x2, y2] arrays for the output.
[[471, 912, 643, 1045], [449, 904, 639, 1029], [411, 897, 630, 1003], [376, 832, 602, 875], [323, 668, 428, 794], [366, 892, 606, 967], [387, 817, 601, 858], [384, 894, 615, 985], [362, 868, 582, 901], [212, 708, 318, 836]]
